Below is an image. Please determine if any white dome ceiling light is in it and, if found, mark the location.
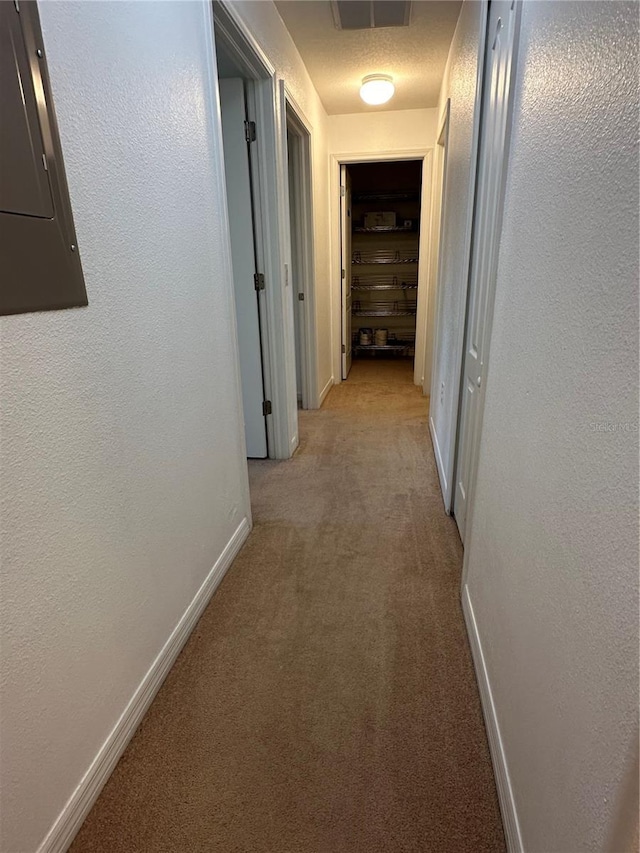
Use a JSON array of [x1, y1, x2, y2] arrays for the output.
[[359, 74, 395, 106]]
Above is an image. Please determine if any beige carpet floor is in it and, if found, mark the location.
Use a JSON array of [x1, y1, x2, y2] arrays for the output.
[[70, 359, 505, 853]]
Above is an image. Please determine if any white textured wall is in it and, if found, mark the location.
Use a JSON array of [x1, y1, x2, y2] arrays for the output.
[[0, 2, 250, 850], [328, 108, 437, 155], [230, 1, 333, 400], [327, 108, 438, 385], [429, 0, 485, 502], [465, 2, 639, 850]]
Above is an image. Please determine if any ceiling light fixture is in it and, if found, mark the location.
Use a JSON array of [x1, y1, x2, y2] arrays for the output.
[[359, 74, 395, 106]]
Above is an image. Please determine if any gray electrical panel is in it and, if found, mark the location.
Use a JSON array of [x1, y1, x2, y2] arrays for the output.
[[0, 0, 87, 315]]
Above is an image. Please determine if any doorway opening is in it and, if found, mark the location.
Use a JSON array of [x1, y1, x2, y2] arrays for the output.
[[213, 3, 301, 461], [216, 67, 268, 458], [339, 160, 424, 384], [215, 26, 270, 459], [284, 96, 317, 411]]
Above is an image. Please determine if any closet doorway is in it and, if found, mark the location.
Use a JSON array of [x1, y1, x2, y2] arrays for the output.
[[214, 4, 301, 460], [335, 156, 432, 386], [284, 95, 317, 411]]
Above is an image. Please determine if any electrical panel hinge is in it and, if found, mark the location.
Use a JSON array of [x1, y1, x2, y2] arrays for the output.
[[254, 272, 265, 291], [298, 292, 305, 301], [244, 120, 257, 143], [262, 400, 272, 416]]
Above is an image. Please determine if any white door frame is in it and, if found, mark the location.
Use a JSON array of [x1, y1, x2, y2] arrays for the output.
[[329, 149, 434, 388], [339, 164, 352, 379], [424, 99, 451, 400], [218, 78, 269, 458], [454, 0, 521, 545], [459, 1, 522, 581], [430, 1, 489, 511], [213, 1, 298, 459], [427, 100, 453, 490], [282, 87, 319, 410]]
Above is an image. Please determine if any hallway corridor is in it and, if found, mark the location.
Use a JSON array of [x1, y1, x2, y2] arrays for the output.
[[70, 361, 504, 852]]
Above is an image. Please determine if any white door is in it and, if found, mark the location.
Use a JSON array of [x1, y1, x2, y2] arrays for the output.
[[287, 128, 305, 407], [453, 0, 518, 540], [340, 165, 352, 379], [219, 78, 268, 458]]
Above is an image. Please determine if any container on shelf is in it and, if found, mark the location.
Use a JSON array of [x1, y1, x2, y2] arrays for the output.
[[359, 328, 373, 346], [374, 328, 388, 346], [364, 211, 396, 228]]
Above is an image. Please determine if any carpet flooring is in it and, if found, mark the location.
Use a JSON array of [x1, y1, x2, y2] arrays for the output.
[[70, 359, 505, 853]]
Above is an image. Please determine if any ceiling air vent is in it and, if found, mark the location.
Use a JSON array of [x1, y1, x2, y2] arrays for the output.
[[330, 1, 411, 30]]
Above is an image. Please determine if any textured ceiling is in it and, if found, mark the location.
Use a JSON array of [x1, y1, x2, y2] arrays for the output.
[[275, 0, 462, 115]]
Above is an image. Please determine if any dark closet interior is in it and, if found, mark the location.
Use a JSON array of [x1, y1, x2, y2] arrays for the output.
[[348, 160, 422, 363]]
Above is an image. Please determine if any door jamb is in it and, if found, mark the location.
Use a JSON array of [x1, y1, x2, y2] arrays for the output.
[[213, 1, 298, 459], [424, 99, 451, 401], [283, 88, 319, 410], [339, 163, 351, 380], [428, 100, 452, 500], [329, 149, 434, 388]]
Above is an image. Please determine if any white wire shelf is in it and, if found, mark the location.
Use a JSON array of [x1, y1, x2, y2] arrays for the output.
[[352, 275, 418, 291], [354, 225, 417, 233], [352, 300, 417, 317], [352, 190, 420, 202], [353, 343, 411, 353], [352, 330, 416, 341], [352, 250, 419, 265]]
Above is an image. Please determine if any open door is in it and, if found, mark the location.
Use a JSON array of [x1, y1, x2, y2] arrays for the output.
[[453, 0, 519, 540], [287, 128, 304, 408], [340, 165, 352, 379], [219, 79, 268, 458]]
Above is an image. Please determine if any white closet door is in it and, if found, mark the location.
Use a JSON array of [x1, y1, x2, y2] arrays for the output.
[[219, 78, 267, 459], [340, 165, 353, 379], [454, 0, 518, 540]]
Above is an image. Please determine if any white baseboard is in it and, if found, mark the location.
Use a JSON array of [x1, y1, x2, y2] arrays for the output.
[[429, 415, 448, 505], [319, 376, 333, 407], [37, 518, 251, 853], [462, 584, 524, 853]]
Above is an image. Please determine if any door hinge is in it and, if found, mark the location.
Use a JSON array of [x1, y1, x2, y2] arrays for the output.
[[254, 272, 265, 291], [244, 120, 256, 143], [342, 344, 346, 353], [341, 269, 346, 280], [340, 185, 345, 197], [262, 400, 272, 416], [298, 292, 305, 301]]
